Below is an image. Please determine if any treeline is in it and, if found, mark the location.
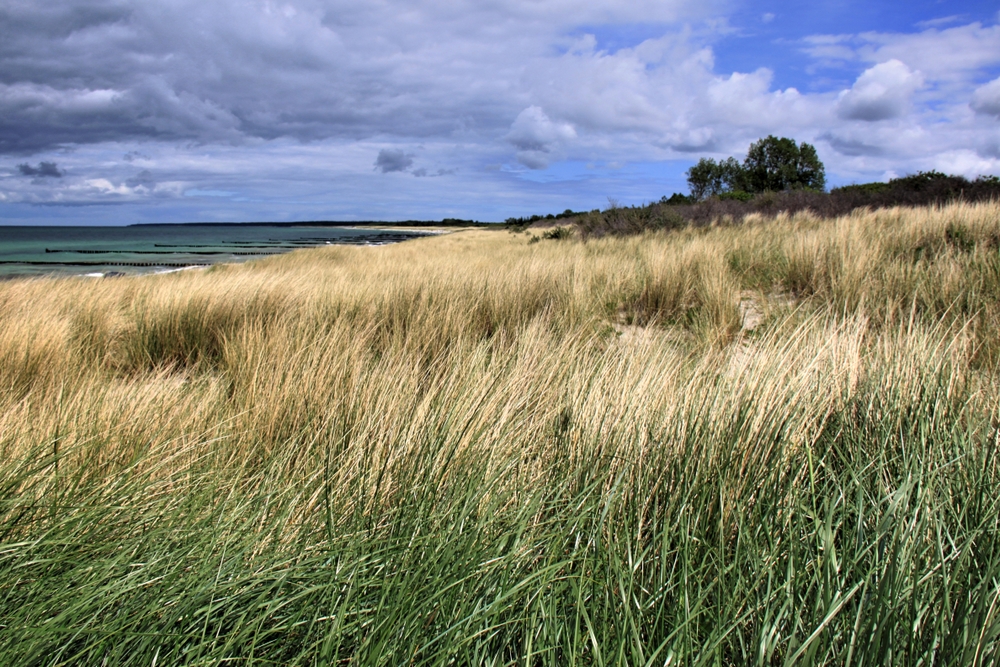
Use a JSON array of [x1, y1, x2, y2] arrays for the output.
[[511, 171, 1000, 238], [504, 209, 589, 228], [677, 170, 1000, 217]]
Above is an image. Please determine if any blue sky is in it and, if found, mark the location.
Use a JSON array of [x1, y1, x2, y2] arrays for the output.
[[1, 0, 999, 224]]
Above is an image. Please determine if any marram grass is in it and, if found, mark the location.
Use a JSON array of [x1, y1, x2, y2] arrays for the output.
[[2, 202, 1000, 665]]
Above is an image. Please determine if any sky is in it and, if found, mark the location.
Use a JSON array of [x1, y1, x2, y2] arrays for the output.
[[1, 0, 999, 225]]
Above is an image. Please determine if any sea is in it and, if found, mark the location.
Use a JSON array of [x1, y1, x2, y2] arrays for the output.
[[0, 224, 430, 279]]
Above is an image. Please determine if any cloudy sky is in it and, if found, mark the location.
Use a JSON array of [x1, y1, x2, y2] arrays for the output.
[[1, 0, 999, 224]]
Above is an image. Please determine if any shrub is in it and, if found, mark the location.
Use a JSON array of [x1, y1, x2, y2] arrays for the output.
[[542, 226, 572, 240], [661, 193, 695, 205], [717, 190, 754, 202]]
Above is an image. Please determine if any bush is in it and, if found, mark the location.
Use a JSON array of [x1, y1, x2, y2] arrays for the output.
[[542, 227, 572, 240], [717, 190, 754, 202], [661, 193, 694, 205]]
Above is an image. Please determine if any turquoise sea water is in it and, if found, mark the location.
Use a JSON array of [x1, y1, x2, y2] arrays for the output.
[[0, 225, 427, 278]]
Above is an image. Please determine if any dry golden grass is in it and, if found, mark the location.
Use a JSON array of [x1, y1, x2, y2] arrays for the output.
[[1, 202, 998, 508], [1, 201, 998, 507]]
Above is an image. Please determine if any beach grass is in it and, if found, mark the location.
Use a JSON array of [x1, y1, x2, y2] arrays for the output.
[[2, 202, 1000, 664]]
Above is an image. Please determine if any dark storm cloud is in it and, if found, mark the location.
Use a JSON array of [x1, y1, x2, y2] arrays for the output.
[[0, 0, 537, 155], [0, 0, 748, 159], [667, 139, 718, 153], [17, 161, 63, 177], [0, 2, 132, 47], [375, 149, 413, 173], [820, 134, 885, 157]]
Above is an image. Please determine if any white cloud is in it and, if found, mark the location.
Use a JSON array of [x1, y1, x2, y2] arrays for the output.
[[706, 70, 828, 132], [802, 23, 1000, 82], [915, 15, 966, 30], [930, 149, 1000, 178], [971, 77, 1000, 118], [517, 33, 833, 161], [83, 178, 133, 195], [506, 106, 576, 169], [837, 60, 923, 121], [859, 24, 1000, 80], [0, 83, 120, 112], [801, 34, 857, 63], [795, 22, 1000, 179]]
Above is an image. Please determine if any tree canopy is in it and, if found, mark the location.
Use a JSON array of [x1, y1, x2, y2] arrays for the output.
[[687, 136, 825, 200]]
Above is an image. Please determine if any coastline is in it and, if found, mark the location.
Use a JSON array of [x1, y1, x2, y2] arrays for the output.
[[0, 225, 436, 280]]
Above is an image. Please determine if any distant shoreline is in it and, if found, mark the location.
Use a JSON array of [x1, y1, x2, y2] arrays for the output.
[[129, 219, 499, 228]]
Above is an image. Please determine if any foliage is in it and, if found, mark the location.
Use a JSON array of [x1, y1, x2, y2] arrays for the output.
[[687, 135, 825, 200], [439, 217, 479, 225], [505, 208, 585, 228], [574, 171, 1000, 238], [742, 135, 826, 193], [717, 190, 753, 202], [660, 192, 694, 205], [541, 226, 572, 240], [834, 171, 1000, 205], [831, 181, 891, 196], [685, 155, 745, 199]]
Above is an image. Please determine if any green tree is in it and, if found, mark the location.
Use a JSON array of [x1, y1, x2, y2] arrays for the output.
[[686, 156, 745, 200], [742, 135, 825, 193], [686, 136, 825, 200]]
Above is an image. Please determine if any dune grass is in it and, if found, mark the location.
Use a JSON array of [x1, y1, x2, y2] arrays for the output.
[[2, 202, 1000, 664]]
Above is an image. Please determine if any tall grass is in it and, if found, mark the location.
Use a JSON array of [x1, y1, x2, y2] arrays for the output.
[[2, 202, 1000, 664]]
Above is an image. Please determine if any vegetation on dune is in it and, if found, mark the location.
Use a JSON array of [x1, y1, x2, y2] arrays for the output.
[[505, 208, 590, 229], [3, 202, 1000, 664], [510, 136, 997, 239], [546, 171, 1000, 239]]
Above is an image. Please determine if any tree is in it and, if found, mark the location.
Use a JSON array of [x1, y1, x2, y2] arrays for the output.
[[686, 136, 825, 200], [686, 156, 745, 200], [742, 135, 825, 193]]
